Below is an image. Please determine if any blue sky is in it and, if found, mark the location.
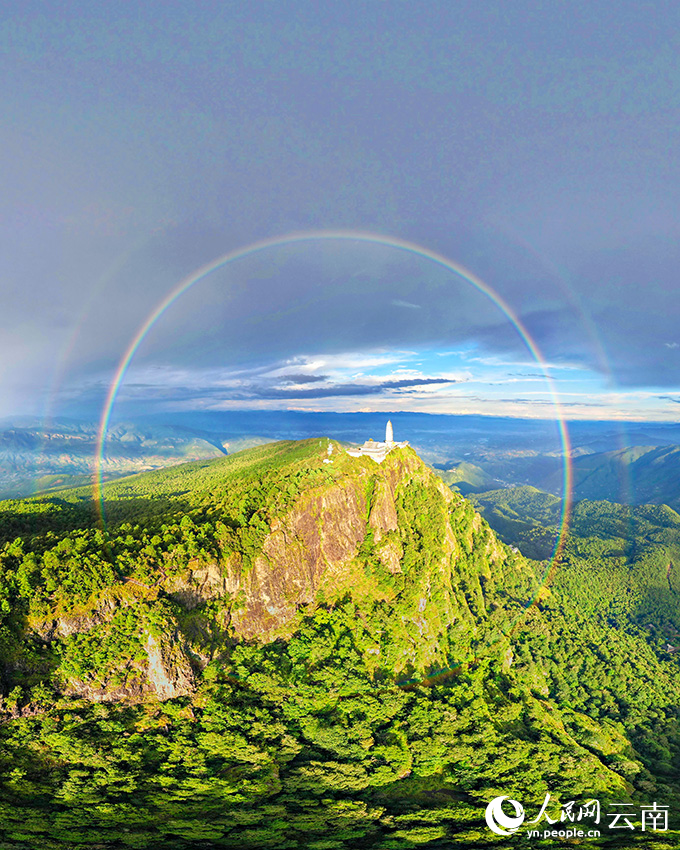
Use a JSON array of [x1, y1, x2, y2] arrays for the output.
[[3, 1, 680, 422]]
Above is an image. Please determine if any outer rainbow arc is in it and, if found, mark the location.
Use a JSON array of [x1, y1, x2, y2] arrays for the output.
[[94, 229, 573, 603]]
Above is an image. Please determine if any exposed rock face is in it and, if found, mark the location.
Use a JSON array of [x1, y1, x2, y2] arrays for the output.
[[64, 678, 149, 704], [33, 595, 120, 641], [144, 632, 194, 700], [166, 558, 239, 609], [376, 539, 403, 574], [62, 630, 195, 703], [232, 480, 367, 639], [368, 479, 399, 539], [368, 477, 404, 575]]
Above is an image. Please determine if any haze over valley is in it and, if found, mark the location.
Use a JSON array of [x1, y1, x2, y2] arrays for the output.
[[6, 411, 680, 510]]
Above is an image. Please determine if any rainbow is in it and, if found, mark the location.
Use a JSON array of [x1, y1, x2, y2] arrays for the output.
[[94, 229, 573, 636]]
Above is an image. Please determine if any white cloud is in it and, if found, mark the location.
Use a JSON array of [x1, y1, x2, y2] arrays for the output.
[[391, 299, 422, 309]]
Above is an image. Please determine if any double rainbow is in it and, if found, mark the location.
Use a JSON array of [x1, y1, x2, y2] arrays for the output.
[[94, 229, 573, 627]]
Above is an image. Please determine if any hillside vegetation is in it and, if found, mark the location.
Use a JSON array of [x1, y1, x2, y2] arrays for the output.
[[446, 442, 680, 509], [0, 441, 678, 848]]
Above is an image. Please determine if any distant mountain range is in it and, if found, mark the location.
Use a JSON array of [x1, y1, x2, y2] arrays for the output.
[[2, 410, 680, 508], [0, 419, 232, 499], [445, 443, 680, 510], [548, 444, 680, 509]]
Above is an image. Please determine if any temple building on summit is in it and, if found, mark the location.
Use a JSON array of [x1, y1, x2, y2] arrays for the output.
[[346, 420, 409, 463]]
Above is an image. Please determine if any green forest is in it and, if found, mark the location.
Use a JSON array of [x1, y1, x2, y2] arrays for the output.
[[0, 440, 678, 848]]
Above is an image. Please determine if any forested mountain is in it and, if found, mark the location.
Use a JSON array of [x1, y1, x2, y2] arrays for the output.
[[546, 446, 680, 509], [0, 441, 678, 848], [445, 443, 680, 509]]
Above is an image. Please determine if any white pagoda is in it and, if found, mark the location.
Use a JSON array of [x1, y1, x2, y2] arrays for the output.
[[346, 420, 408, 463]]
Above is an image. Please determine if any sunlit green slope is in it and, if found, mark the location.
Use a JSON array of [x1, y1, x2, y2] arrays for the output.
[[0, 441, 677, 848]]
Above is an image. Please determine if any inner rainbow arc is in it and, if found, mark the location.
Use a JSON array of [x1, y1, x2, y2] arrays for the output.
[[94, 228, 573, 574]]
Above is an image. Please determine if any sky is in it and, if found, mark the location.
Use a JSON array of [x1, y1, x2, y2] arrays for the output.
[[3, 1, 680, 424]]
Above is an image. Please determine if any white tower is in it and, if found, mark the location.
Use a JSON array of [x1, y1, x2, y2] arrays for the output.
[[385, 420, 394, 444]]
